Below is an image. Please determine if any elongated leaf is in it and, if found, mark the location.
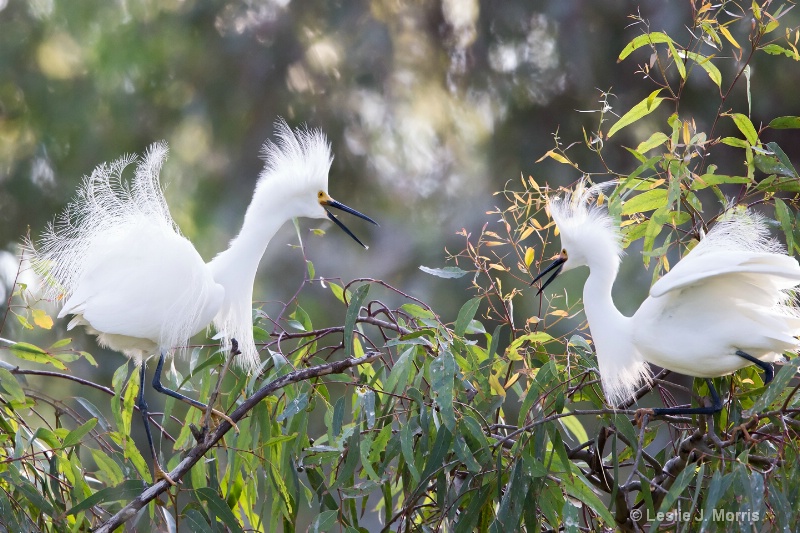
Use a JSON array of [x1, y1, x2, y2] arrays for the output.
[[0, 368, 25, 403], [746, 357, 800, 414], [197, 487, 245, 533], [344, 284, 369, 358], [9, 342, 66, 370], [636, 131, 670, 153], [419, 265, 469, 279], [89, 448, 124, 486], [621, 188, 668, 215], [63, 418, 98, 448], [769, 116, 800, 129], [430, 350, 456, 431], [562, 471, 616, 525], [764, 141, 799, 178], [680, 51, 722, 87], [775, 198, 795, 253], [277, 392, 309, 422], [75, 397, 111, 431], [455, 297, 481, 337], [618, 31, 672, 61], [607, 90, 664, 138], [650, 465, 701, 530], [67, 479, 145, 515], [728, 113, 759, 145], [690, 174, 750, 190], [384, 346, 414, 394]]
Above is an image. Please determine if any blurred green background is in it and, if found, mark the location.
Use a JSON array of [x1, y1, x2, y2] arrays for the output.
[[2, 0, 800, 448]]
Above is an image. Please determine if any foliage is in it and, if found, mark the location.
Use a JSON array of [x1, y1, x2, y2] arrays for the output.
[[3, 1, 800, 532]]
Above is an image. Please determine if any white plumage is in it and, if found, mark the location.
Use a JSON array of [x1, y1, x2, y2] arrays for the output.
[[31, 120, 376, 373], [534, 182, 800, 408]]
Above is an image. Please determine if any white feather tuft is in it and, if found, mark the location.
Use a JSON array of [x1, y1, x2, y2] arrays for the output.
[[257, 118, 333, 196]]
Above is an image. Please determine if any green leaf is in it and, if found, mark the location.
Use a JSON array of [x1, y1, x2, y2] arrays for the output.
[[650, 464, 701, 530], [635, 131, 670, 153], [344, 284, 370, 358], [419, 265, 469, 279], [620, 188, 668, 215], [745, 357, 800, 415], [721, 136, 749, 148], [681, 51, 722, 87], [430, 350, 456, 432], [63, 418, 98, 448], [384, 346, 414, 394], [89, 448, 124, 486], [276, 392, 309, 422], [728, 113, 759, 145], [665, 38, 686, 79], [311, 509, 338, 533], [0, 368, 25, 403], [769, 116, 800, 129], [67, 479, 145, 516], [558, 410, 588, 444], [607, 90, 664, 138], [775, 198, 795, 253], [760, 43, 796, 58], [455, 297, 481, 337], [197, 487, 245, 533], [764, 142, 799, 178], [562, 471, 616, 525], [618, 31, 672, 61], [690, 174, 750, 190], [8, 342, 66, 370]]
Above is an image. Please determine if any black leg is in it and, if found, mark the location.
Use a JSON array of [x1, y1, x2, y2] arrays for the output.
[[137, 361, 175, 485], [151, 352, 237, 430], [137, 363, 158, 464], [652, 378, 723, 416], [735, 350, 774, 384], [152, 352, 211, 411]]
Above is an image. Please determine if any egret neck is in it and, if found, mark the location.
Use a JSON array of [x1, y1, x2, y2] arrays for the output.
[[208, 177, 296, 367]]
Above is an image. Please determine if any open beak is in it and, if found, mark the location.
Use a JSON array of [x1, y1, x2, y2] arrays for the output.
[[530, 251, 567, 294], [320, 193, 379, 249]]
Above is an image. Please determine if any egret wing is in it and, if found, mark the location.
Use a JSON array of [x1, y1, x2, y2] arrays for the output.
[[61, 223, 222, 349], [650, 250, 800, 298]]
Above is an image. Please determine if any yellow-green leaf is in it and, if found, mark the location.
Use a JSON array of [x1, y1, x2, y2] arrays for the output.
[[718, 24, 741, 49], [524, 247, 535, 268], [621, 188, 668, 215], [488, 373, 506, 398], [636, 132, 670, 153], [728, 113, 759, 145], [535, 149, 577, 167], [680, 51, 722, 87], [618, 31, 672, 61], [607, 90, 664, 138], [32, 309, 53, 330]]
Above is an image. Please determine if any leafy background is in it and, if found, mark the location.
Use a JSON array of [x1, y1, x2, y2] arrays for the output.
[[3, 0, 800, 531]]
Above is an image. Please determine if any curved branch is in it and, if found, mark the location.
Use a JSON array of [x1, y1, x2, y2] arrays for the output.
[[94, 353, 379, 533]]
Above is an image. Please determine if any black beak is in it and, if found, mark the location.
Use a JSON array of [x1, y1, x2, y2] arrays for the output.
[[530, 253, 567, 294], [323, 199, 379, 249]]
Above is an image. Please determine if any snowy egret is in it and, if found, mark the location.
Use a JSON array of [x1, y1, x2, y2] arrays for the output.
[[531, 182, 800, 415], [30, 119, 377, 482]]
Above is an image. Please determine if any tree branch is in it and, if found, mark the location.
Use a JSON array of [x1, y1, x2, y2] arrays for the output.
[[94, 353, 379, 533]]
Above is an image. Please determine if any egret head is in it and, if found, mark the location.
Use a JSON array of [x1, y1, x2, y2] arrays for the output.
[[532, 181, 622, 293], [257, 119, 377, 247]]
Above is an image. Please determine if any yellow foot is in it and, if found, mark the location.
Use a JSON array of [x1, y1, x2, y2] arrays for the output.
[[634, 408, 655, 427], [211, 408, 239, 433], [154, 463, 177, 486]]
